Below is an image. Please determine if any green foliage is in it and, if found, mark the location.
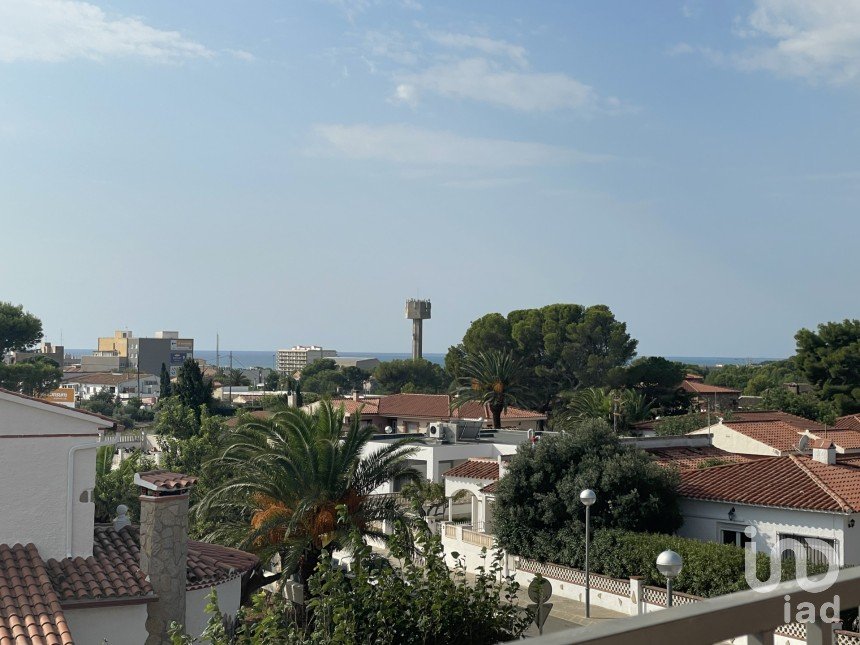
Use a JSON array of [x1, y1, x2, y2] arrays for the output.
[[559, 528, 826, 598], [559, 387, 654, 431], [796, 319, 860, 413], [400, 478, 463, 519], [264, 371, 280, 391], [174, 358, 213, 419], [221, 368, 251, 387], [446, 303, 637, 412], [0, 302, 43, 355], [705, 359, 803, 395], [758, 387, 839, 425], [299, 358, 338, 381], [341, 366, 370, 392], [654, 412, 714, 437], [373, 358, 449, 394], [93, 445, 154, 523], [298, 360, 370, 398], [624, 356, 688, 414], [160, 363, 172, 398], [0, 356, 62, 396], [155, 396, 201, 439], [195, 402, 421, 582], [80, 392, 152, 428], [169, 525, 531, 645], [451, 350, 534, 428], [494, 419, 681, 562]]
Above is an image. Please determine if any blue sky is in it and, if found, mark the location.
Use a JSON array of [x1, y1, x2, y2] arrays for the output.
[[1, 0, 858, 357]]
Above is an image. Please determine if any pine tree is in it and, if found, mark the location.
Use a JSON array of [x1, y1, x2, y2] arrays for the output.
[[159, 363, 172, 398]]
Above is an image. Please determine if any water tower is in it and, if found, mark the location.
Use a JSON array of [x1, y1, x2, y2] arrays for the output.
[[405, 299, 431, 360]]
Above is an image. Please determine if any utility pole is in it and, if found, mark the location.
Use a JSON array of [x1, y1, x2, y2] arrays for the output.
[[229, 351, 233, 404], [216, 333, 220, 371]]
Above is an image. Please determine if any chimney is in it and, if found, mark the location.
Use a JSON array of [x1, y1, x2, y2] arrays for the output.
[[113, 504, 130, 531], [134, 470, 198, 645], [811, 440, 837, 465], [352, 390, 360, 402]]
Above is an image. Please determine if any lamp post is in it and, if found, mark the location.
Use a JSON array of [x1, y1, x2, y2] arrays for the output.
[[580, 489, 597, 618], [656, 550, 683, 607]]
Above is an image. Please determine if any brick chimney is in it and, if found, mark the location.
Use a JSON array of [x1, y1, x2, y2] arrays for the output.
[[134, 470, 198, 645]]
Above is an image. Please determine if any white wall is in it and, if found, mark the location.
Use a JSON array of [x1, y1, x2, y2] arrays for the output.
[[692, 423, 783, 456], [185, 578, 243, 640], [0, 396, 105, 560], [679, 498, 852, 565], [65, 603, 149, 645]]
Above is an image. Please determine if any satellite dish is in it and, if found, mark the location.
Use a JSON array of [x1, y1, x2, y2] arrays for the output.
[[384, 425, 394, 435], [796, 434, 809, 451]]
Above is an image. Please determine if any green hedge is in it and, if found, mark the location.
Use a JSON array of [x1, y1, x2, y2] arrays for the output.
[[526, 529, 825, 598]]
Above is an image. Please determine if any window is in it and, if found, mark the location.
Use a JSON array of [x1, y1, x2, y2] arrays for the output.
[[721, 528, 751, 548], [778, 533, 838, 567]]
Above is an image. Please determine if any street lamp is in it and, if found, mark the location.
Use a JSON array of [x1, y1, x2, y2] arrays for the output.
[[656, 550, 683, 607], [580, 489, 597, 618]]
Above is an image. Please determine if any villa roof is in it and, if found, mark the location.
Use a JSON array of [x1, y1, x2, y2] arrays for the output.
[[721, 420, 809, 452], [836, 415, 860, 432], [678, 455, 860, 513], [60, 372, 153, 386], [0, 543, 73, 645], [646, 446, 762, 470], [375, 393, 545, 421], [681, 380, 741, 395], [45, 526, 260, 604], [729, 410, 826, 433], [480, 480, 500, 494], [327, 399, 380, 416], [444, 458, 500, 481]]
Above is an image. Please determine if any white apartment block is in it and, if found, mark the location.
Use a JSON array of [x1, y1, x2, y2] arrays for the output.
[[276, 345, 337, 374]]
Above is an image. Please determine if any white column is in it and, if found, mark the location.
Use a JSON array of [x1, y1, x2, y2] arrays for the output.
[[447, 497, 453, 522]]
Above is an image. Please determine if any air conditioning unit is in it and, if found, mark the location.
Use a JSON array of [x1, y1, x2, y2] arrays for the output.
[[428, 422, 456, 443]]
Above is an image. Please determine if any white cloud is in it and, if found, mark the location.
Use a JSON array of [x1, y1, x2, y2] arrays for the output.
[[397, 57, 596, 112], [311, 123, 610, 167], [390, 83, 418, 106], [429, 32, 528, 67], [729, 0, 860, 83], [227, 49, 255, 62], [0, 0, 213, 63]]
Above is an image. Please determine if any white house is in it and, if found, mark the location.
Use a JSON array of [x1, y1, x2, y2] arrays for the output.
[[62, 371, 160, 402], [0, 388, 260, 644], [677, 440, 860, 567]]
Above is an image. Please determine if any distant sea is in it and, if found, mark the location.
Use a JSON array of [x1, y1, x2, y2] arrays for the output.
[[68, 349, 783, 370]]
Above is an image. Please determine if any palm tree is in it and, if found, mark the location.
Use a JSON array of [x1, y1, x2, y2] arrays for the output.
[[564, 387, 654, 430], [451, 350, 534, 429], [221, 367, 251, 387], [196, 401, 420, 586]]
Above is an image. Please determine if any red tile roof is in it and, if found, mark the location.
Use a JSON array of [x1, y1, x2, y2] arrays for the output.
[[679, 455, 860, 513], [443, 458, 500, 481], [815, 429, 860, 450], [136, 470, 198, 491], [836, 415, 860, 432], [721, 420, 808, 452], [480, 481, 499, 494], [681, 380, 741, 395], [46, 526, 259, 603], [729, 410, 826, 433], [327, 399, 380, 416], [646, 446, 763, 470], [0, 543, 73, 645], [61, 372, 154, 386], [374, 393, 545, 421]]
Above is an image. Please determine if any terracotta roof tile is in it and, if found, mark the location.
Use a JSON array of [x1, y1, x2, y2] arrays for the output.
[[375, 393, 545, 421], [646, 446, 763, 470], [136, 470, 198, 491], [47, 526, 152, 602], [326, 399, 380, 416], [836, 415, 860, 432], [729, 410, 826, 433], [46, 526, 259, 602], [0, 543, 73, 645], [61, 372, 154, 386], [722, 420, 807, 452], [444, 458, 500, 481], [681, 380, 741, 395], [480, 480, 499, 494], [679, 455, 860, 513]]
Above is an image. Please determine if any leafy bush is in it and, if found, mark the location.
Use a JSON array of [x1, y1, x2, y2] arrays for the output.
[[549, 528, 827, 598]]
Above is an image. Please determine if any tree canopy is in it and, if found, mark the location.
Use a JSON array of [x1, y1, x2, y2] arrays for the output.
[[451, 350, 534, 428], [0, 302, 43, 356], [373, 358, 448, 394], [796, 319, 860, 414], [446, 304, 637, 412], [494, 419, 681, 564], [174, 358, 213, 419]]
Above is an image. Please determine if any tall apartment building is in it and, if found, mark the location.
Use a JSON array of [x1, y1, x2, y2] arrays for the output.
[[276, 345, 337, 374], [94, 330, 194, 377]]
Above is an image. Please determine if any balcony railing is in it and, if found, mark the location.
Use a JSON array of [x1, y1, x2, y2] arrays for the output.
[[516, 564, 860, 645]]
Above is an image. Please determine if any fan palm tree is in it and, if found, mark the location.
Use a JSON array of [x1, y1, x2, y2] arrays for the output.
[[196, 401, 420, 586], [451, 350, 534, 429], [220, 367, 251, 387]]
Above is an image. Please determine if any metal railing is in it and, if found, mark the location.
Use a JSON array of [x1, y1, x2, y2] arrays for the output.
[[98, 430, 144, 445], [515, 564, 860, 645]]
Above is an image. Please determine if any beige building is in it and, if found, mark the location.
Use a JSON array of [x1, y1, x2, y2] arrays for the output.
[[276, 345, 337, 374]]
